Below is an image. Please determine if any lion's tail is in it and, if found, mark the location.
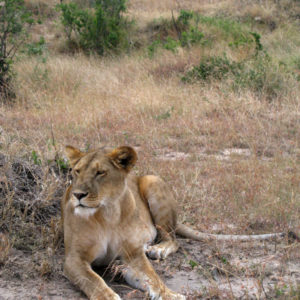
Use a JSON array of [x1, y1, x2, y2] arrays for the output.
[[175, 223, 286, 241]]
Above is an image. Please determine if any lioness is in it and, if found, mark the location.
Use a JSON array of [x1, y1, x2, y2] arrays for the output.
[[62, 145, 285, 300], [62, 145, 186, 300]]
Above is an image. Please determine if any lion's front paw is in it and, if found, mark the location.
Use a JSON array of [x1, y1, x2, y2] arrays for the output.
[[112, 294, 122, 300], [165, 291, 186, 300], [93, 291, 122, 300], [149, 289, 186, 300]]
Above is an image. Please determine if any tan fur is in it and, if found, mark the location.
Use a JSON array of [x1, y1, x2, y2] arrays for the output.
[[62, 146, 185, 300]]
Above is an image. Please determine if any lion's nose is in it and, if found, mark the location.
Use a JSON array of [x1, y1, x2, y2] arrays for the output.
[[73, 192, 88, 200]]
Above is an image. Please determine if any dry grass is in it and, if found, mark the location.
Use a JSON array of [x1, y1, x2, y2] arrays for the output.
[[24, 0, 58, 18], [0, 233, 11, 266], [0, 0, 299, 298]]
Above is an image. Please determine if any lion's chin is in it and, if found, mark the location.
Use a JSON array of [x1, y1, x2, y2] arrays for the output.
[[74, 206, 98, 218]]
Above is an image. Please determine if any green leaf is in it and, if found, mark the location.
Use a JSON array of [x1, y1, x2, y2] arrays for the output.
[[189, 260, 198, 269]]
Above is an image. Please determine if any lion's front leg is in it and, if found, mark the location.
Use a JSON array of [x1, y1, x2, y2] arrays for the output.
[[64, 256, 121, 300], [121, 247, 186, 300]]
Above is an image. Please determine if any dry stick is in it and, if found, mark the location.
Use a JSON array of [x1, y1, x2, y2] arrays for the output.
[[100, 252, 123, 281], [225, 272, 235, 300], [174, 0, 181, 10], [171, 10, 181, 40], [50, 123, 58, 158], [260, 277, 269, 300], [206, 262, 237, 278]]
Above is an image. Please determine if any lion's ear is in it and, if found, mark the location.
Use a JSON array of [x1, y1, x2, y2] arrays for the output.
[[107, 146, 137, 172], [65, 145, 85, 167]]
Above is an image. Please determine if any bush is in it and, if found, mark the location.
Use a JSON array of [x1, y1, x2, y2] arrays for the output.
[[180, 27, 204, 47], [163, 37, 179, 52], [0, 0, 34, 101], [147, 10, 204, 57], [195, 14, 249, 42], [233, 53, 288, 100], [182, 52, 294, 100], [182, 56, 243, 82], [177, 9, 193, 26], [148, 10, 263, 58], [147, 40, 160, 58], [57, 0, 129, 55], [25, 36, 46, 56]]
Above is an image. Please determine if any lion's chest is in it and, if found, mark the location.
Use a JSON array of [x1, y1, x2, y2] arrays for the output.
[[91, 230, 122, 267], [91, 222, 157, 267]]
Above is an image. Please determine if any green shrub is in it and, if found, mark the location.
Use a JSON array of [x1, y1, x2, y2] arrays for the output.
[[250, 32, 263, 53], [25, 36, 46, 56], [180, 27, 204, 47], [182, 52, 294, 100], [148, 10, 204, 57], [55, 157, 69, 172], [195, 14, 263, 53], [0, 0, 34, 101], [177, 9, 193, 26], [57, 2, 89, 41], [233, 52, 288, 100], [196, 14, 247, 40], [57, 0, 129, 55], [31, 150, 41, 165], [163, 37, 179, 52], [182, 56, 243, 82], [148, 10, 258, 56], [147, 40, 160, 58], [176, 10, 204, 48], [292, 56, 300, 81]]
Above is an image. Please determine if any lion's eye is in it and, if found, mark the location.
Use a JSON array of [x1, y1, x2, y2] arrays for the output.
[[74, 169, 80, 175], [96, 170, 107, 177]]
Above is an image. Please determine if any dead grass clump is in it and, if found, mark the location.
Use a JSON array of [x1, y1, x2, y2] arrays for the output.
[[24, 0, 57, 18], [150, 60, 187, 80], [146, 17, 178, 42], [0, 154, 64, 253], [0, 233, 11, 267], [214, 0, 300, 31]]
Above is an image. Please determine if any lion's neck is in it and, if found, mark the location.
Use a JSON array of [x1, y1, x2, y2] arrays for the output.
[[96, 188, 136, 225]]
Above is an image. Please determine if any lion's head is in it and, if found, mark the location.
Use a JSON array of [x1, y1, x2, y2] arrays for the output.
[[65, 145, 137, 216]]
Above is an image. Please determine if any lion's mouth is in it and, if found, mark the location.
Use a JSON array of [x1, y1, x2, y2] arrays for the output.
[[76, 203, 100, 209], [76, 203, 89, 208]]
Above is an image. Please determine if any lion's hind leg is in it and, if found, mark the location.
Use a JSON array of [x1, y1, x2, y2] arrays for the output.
[[139, 175, 179, 260]]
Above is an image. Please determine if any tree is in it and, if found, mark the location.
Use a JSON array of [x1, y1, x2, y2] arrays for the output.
[[0, 0, 33, 101]]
